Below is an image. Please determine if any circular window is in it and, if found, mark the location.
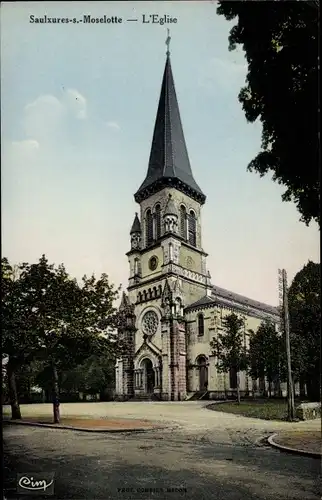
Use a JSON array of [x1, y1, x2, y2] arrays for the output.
[[149, 256, 158, 271], [142, 311, 159, 336]]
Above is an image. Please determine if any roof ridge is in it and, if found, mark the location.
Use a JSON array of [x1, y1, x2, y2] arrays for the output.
[[211, 285, 278, 312]]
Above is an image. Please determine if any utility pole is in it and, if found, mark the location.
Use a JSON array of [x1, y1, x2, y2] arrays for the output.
[[278, 269, 295, 421]]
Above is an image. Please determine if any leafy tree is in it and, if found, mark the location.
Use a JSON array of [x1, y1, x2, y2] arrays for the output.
[[248, 328, 265, 395], [2, 255, 120, 421], [248, 321, 281, 397], [17, 255, 120, 422], [13, 359, 51, 402], [210, 313, 248, 403], [217, 1, 319, 226], [82, 354, 115, 395], [1, 257, 36, 419], [285, 261, 321, 400], [60, 354, 115, 398]]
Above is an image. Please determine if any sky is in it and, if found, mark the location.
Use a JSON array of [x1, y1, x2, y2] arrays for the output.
[[1, 1, 320, 307]]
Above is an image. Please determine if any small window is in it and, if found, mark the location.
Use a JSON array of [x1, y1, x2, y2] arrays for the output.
[[197, 313, 204, 336], [188, 210, 196, 246]]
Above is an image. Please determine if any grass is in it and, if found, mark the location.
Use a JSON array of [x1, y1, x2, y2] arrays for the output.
[[273, 430, 321, 454], [208, 399, 305, 421]]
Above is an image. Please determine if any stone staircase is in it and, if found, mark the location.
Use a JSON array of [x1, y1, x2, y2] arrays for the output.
[[130, 393, 161, 402], [187, 391, 209, 401]]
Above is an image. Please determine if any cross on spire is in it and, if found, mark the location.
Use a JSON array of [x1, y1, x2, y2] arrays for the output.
[[166, 29, 171, 56]]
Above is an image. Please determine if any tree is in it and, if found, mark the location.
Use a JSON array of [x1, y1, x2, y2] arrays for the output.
[[60, 353, 116, 398], [210, 313, 248, 403], [248, 321, 281, 397], [17, 255, 120, 422], [248, 328, 265, 396], [1, 257, 36, 419], [286, 261, 320, 400], [2, 255, 120, 421], [217, 1, 319, 226]]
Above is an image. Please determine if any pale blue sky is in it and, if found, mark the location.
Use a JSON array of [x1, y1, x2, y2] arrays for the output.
[[1, 1, 319, 305]]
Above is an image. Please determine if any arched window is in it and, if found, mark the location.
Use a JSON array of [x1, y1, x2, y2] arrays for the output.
[[155, 204, 161, 240], [180, 205, 187, 239], [229, 367, 238, 389], [188, 210, 196, 247], [146, 209, 153, 246], [197, 313, 204, 336]]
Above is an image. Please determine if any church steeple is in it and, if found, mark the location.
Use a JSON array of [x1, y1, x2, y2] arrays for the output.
[[134, 35, 206, 205]]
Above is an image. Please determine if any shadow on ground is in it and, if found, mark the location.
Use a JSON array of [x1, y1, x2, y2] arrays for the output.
[[3, 425, 321, 500]]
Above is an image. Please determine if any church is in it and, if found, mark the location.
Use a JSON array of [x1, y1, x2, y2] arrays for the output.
[[115, 41, 279, 401]]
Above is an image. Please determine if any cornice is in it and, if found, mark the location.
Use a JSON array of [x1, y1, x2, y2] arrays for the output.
[[126, 233, 207, 257], [128, 268, 208, 293], [134, 178, 206, 205]]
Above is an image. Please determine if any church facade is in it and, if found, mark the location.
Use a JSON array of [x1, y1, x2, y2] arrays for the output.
[[115, 47, 279, 401]]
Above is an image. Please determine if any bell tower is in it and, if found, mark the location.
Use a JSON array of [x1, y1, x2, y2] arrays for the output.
[[128, 33, 210, 306], [116, 34, 212, 401]]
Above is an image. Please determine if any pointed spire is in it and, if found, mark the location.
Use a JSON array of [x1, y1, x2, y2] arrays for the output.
[[130, 212, 141, 234], [162, 279, 173, 305], [173, 275, 182, 296], [119, 291, 130, 311], [134, 41, 206, 205], [164, 193, 177, 217]]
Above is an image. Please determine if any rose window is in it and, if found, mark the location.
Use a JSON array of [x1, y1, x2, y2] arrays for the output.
[[142, 311, 159, 336]]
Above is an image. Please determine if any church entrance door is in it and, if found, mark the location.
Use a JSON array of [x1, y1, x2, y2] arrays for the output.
[[142, 358, 155, 394], [198, 356, 208, 392]]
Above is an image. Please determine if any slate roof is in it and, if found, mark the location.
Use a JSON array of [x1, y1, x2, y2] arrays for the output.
[[185, 285, 279, 319], [185, 295, 214, 310], [130, 213, 141, 234], [134, 54, 206, 205], [212, 285, 278, 316]]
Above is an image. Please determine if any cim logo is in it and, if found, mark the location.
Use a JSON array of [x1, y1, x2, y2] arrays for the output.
[[17, 473, 55, 495]]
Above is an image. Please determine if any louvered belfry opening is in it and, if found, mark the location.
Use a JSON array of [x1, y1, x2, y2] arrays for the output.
[[146, 209, 154, 246], [180, 205, 187, 239], [188, 210, 196, 247], [155, 204, 161, 240]]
